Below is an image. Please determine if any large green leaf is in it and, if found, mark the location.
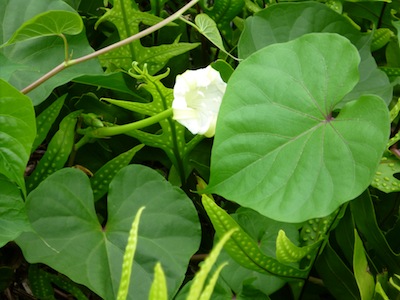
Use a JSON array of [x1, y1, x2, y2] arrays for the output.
[[0, 79, 36, 194], [0, 175, 31, 247], [16, 165, 201, 299], [0, 0, 103, 105], [238, 2, 392, 106], [208, 33, 389, 222]]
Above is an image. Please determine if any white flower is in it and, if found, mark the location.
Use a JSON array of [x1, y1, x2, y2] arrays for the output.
[[172, 66, 227, 138]]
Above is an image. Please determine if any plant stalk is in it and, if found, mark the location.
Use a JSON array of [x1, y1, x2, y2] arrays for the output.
[[89, 108, 173, 137]]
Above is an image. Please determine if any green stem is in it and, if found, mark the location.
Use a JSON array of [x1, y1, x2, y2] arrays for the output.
[[179, 16, 200, 31], [90, 108, 173, 138], [74, 135, 94, 151], [58, 33, 69, 62], [20, 0, 200, 95]]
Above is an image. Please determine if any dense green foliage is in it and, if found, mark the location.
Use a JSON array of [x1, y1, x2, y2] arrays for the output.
[[1, 0, 400, 299]]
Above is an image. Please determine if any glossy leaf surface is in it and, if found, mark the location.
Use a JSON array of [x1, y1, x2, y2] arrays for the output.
[[208, 33, 389, 222], [238, 2, 392, 106], [17, 165, 201, 300], [194, 14, 234, 59], [0, 0, 103, 105], [2, 10, 83, 46], [0, 80, 36, 193], [0, 175, 31, 247]]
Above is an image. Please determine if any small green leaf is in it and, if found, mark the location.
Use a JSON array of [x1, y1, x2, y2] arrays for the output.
[[201, 195, 308, 279], [91, 144, 144, 202], [2, 10, 83, 47], [188, 229, 235, 300], [353, 229, 375, 300], [26, 110, 81, 193], [194, 14, 236, 59], [276, 230, 321, 264], [117, 206, 145, 300], [32, 94, 66, 152], [149, 263, 168, 300], [195, 14, 224, 49], [0, 80, 36, 194]]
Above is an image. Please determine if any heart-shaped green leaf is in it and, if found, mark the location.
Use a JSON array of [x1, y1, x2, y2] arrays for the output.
[[193, 14, 236, 60], [16, 165, 201, 299], [0, 79, 36, 194], [208, 33, 389, 222], [2, 10, 83, 47]]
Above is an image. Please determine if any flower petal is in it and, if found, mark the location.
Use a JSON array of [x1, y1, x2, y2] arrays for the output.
[[172, 66, 227, 137]]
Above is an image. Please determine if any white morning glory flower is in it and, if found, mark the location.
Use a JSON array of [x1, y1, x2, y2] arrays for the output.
[[172, 65, 227, 138]]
